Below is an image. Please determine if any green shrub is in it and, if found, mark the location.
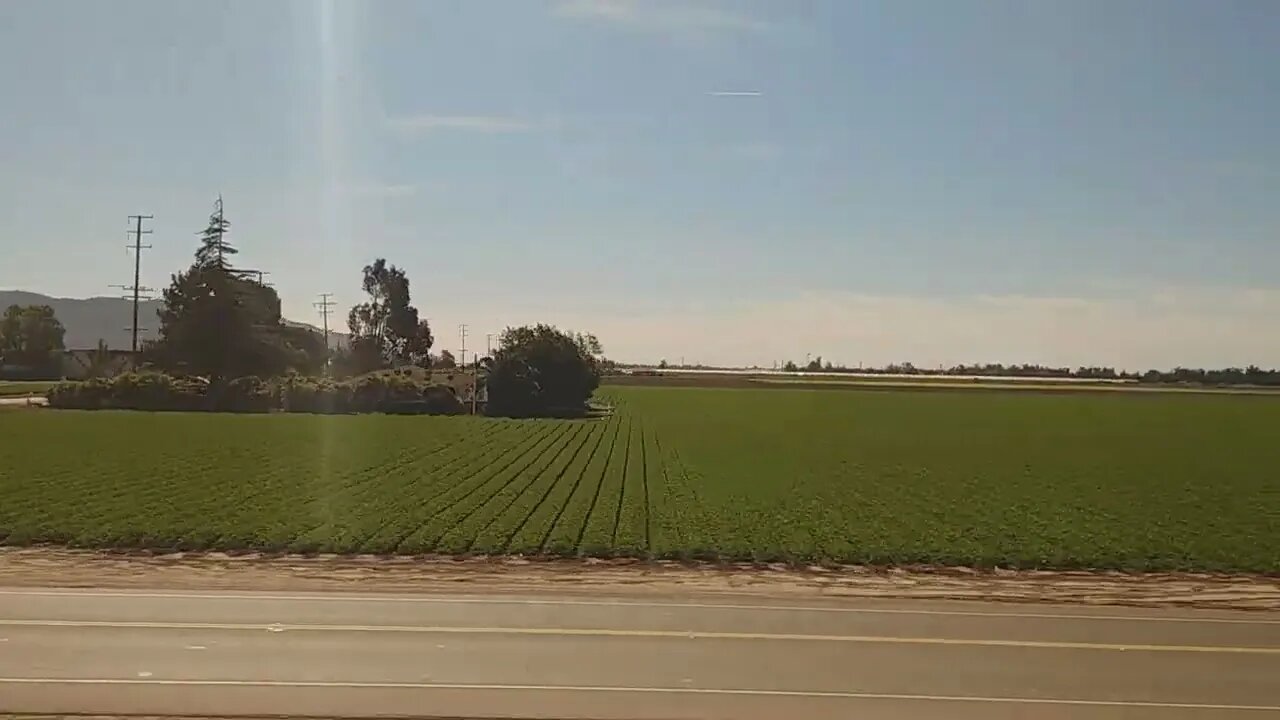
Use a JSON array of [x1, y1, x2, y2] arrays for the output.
[[383, 385, 466, 415], [347, 370, 427, 413], [46, 370, 465, 415], [48, 379, 111, 409], [48, 373, 203, 411], [424, 385, 465, 415], [278, 375, 351, 414], [110, 371, 202, 411], [210, 376, 274, 413]]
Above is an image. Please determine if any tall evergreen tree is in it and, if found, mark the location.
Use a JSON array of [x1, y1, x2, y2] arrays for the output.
[[194, 195, 236, 271], [148, 198, 324, 379]]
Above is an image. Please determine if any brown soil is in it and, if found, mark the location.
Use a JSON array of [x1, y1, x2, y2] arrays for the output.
[[1, 547, 1277, 612]]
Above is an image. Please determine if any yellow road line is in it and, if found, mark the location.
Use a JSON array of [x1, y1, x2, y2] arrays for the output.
[[2, 619, 1277, 654]]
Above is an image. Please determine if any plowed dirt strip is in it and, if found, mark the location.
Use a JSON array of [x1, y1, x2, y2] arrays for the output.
[[3, 546, 1277, 610]]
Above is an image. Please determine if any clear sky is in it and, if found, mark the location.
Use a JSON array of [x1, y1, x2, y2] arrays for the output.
[[1, 0, 1277, 368]]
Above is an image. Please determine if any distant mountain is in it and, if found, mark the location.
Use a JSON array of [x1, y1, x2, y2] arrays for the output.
[[281, 318, 350, 349], [0, 290, 347, 350]]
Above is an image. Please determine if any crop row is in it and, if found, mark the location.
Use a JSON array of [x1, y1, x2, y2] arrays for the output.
[[0, 409, 663, 557], [5, 382, 1278, 571]]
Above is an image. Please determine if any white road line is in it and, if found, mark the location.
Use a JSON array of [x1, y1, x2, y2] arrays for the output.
[[0, 678, 1277, 712], [2, 619, 1276, 654], [1, 588, 1274, 625]]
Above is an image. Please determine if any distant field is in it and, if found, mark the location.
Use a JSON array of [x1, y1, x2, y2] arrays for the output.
[[607, 371, 1280, 395], [1, 385, 1277, 571], [0, 381, 57, 397], [747, 377, 1280, 394], [613, 386, 1280, 571]]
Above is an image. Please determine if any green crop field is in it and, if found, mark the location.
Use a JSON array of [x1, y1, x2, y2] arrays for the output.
[[1, 386, 1278, 571], [0, 381, 57, 397]]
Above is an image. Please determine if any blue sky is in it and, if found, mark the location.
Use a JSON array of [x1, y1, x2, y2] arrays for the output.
[[1, 0, 1278, 368]]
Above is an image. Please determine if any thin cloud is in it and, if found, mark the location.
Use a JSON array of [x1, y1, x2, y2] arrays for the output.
[[553, 0, 766, 34], [709, 90, 762, 97], [386, 114, 534, 134]]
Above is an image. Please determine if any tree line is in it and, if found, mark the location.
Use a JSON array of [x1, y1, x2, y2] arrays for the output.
[[767, 358, 1280, 386], [0, 304, 65, 377], [6, 199, 604, 415]]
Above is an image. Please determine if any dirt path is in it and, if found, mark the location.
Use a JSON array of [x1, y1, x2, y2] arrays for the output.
[[1, 547, 1277, 611]]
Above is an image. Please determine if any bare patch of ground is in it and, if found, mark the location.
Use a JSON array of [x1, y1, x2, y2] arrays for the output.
[[1, 547, 1277, 611]]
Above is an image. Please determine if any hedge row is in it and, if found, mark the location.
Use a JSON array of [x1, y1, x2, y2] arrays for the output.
[[47, 370, 466, 415]]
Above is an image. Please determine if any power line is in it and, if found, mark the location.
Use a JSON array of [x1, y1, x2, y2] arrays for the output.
[[313, 293, 336, 350], [114, 214, 153, 354], [229, 267, 271, 286]]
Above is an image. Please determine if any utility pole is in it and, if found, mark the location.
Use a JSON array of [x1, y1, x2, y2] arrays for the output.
[[313, 293, 336, 350], [314, 293, 337, 376], [459, 324, 468, 368], [485, 333, 493, 358], [114, 214, 153, 354]]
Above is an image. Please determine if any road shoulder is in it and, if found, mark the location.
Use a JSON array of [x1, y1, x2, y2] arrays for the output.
[[1, 547, 1276, 611]]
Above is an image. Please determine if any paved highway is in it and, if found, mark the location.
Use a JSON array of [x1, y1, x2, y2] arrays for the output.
[[0, 587, 1277, 719]]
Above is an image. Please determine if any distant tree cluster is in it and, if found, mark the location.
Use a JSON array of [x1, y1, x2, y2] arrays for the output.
[[0, 304, 66, 376], [116, 196, 606, 416], [1138, 366, 1280, 387], [487, 325, 602, 417], [434, 349, 457, 369], [139, 201, 441, 383], [335, 258, 434, 376], [772, 358, 1280, 386], [142, 200, 327, 379]]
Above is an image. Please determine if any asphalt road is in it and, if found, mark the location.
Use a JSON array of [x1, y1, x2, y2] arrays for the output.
[[0, 587, 1277, 719]]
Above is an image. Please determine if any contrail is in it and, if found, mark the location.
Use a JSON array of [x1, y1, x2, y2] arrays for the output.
[[709, 91, 762, 97]]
